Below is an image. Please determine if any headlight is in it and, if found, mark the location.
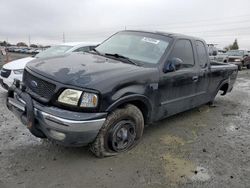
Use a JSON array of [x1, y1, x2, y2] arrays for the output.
[[80, 92, 98, 108], [58, 89, 82, 106], [234, 59, 241, 62], [58, 89, 98, 108], [13, 69, 24, 74]]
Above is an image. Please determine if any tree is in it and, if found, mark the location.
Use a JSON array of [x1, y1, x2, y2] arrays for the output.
[[0, 41, 10, 46], [223, 39, 239, 51], [16, 42, 28, 47], [231, 39, 239, 50], [30, 44, 38, 48]]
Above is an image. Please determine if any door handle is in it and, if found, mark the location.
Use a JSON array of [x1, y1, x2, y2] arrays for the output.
[[192, 76, 199, 82]]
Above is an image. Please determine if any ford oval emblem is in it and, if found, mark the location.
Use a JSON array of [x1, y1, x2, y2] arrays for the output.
[[30, 80, 38, 88]]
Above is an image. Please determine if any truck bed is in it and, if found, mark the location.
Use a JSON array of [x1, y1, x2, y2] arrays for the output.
[[210, 61, 238, 70]]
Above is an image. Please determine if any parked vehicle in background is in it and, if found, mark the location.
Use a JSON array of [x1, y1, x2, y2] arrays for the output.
[[207, 44, 218, 61], [225, 50, 250, 70], [19, 48, 30, 53], [6, 30, 238, 157], [26, 48, 36, 54], [0, 42, 98, 90], [14, 48, 22, 53], [6, 46, 17, 52], [6, 47, 45, 54], [0, 47, 6, 65], [216, 49, 228, 63], [32, 49, 43, 55]]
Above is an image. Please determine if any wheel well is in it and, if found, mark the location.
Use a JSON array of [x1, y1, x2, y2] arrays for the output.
[[116, 100, 149, 123], [219, 83, 229, 95]]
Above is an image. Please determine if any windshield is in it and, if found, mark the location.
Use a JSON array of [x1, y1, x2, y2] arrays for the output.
[[226, 50, 244, 56], [95, 31, 171, 65], [35, 45, 73, 58]]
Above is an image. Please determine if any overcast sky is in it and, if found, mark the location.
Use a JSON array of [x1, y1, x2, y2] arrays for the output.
[[1, 0, 250, 49]]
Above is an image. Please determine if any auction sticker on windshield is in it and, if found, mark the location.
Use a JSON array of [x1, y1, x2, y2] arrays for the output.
[[142, 37, 160, 44]]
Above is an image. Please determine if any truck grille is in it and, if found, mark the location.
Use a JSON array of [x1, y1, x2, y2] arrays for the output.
[[228, 58, 239, 62], [1, 68, 11, 78], [23, 70, 56, 101], [217, 57, 224, 62]]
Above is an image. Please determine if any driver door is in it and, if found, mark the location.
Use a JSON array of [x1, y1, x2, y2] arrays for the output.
[[157, 39, 199, 119]]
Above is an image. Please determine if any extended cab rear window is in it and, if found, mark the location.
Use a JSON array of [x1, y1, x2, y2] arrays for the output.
[[196, 40, 208, 68]]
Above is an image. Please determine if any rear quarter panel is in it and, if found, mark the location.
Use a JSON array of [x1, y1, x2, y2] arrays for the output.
[[209, 64, 238, 96]]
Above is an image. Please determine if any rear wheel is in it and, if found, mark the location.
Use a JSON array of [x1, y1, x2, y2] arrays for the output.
[[90, 104, 144, 157], [238, 65, 242, 71]]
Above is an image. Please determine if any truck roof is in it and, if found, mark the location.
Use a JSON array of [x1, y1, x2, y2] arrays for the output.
[[124, 30, 205, 41]]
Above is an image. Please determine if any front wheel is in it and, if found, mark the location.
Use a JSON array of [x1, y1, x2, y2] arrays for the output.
[[90, 104, 144, 157], [247, 64, 250, 69]]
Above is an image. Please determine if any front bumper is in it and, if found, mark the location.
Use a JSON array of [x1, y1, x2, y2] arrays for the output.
[[228, 61, 242, 66], [0, 71, 23, 90], [0, 77, 9, 90], [6, 86, 107, 146]]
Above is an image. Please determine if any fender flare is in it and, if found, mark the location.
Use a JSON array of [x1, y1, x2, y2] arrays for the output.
[[216, 79, 229, 96], [106, 94, 152, 121]]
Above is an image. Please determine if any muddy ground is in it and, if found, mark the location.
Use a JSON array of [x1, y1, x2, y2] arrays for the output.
[[0, 69, 250, 188]]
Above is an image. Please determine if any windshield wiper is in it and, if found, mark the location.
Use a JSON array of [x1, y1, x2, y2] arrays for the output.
[[104, 53, 139, 66]]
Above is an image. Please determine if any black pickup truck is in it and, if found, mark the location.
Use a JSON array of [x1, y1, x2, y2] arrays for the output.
[[6, 30, 238, 157]]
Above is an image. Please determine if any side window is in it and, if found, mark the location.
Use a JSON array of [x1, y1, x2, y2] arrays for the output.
[[169, 39, 194, 68], [73, 46, 90, 52], [196, 41, 208, 68]]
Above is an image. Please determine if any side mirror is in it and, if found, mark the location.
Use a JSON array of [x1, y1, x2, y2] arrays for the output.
[[212, 51, 217, 56], [163, 57, 183, 73]]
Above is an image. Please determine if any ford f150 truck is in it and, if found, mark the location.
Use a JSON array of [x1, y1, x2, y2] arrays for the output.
[[6, 30, 238, 157]]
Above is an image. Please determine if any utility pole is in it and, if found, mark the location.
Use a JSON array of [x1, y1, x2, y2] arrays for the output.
[[6, 36, 9, 63], [63, 32, 65, 43], [28, 34, 31, 47]]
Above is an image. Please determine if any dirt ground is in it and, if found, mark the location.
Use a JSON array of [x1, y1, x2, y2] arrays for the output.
[[0, 68, 250, 188]]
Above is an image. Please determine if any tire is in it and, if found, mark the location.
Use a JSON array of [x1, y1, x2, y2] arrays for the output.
[[238, 65, 242, 71], [207, 100, 214, 106], [247, 64, 250, 69], [90, 104, 144, 158]]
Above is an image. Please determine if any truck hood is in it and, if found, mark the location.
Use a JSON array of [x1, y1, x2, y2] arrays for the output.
[[3, 57, 35, 70], [216, 54, 228, 58], [26, 53, 158, 91]]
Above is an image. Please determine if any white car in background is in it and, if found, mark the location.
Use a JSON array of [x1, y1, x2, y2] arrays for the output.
[[0, 42, 98, 90]]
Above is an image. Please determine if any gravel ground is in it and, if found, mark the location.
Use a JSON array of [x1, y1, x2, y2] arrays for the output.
[[0, 69, 250, 188]]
